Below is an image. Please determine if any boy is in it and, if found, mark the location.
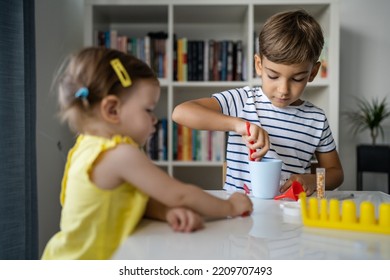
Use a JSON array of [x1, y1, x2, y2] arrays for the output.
[[172, 10, 343, 196]]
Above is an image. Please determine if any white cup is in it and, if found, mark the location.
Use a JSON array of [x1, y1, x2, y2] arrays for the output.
[[249, 159, 282, 199]]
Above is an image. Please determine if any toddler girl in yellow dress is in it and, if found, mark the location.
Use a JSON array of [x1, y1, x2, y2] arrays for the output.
[[42, 47, 252, 260]]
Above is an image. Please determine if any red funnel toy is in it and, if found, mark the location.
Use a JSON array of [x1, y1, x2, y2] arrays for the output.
[[274, 181, 304, 201]]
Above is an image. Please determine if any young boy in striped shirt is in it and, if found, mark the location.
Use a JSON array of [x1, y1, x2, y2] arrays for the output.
[[172, 9, 344, 196]]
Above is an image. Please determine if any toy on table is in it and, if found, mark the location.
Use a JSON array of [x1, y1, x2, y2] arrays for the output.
[[316, 168, 325, 199], [274, 181, 304, 201], [299, 193, 390, 235]]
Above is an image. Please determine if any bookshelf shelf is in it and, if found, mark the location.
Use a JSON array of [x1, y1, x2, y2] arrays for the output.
[[84, 0, 340, 189], [172, 161, 224, 167]]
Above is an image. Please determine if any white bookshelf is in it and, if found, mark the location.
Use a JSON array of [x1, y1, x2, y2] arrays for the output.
[[84, 0, 340, 189]]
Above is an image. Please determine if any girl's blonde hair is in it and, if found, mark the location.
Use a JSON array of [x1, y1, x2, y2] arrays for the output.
[[55, 47, 158, 132], [259, 9, 324, 64]]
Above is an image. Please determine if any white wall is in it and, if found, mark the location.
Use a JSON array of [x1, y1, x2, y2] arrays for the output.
[[339, 0, 390, 192], [35, 0, 84, 256], [35, 0, 390, 256]]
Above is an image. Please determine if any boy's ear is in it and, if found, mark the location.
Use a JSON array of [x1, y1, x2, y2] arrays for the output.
[[100, 95, 121, 123], [254, 54, 262, 77], [308, 61, 321, 82]]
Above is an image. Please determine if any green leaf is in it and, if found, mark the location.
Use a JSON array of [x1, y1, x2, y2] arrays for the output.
[[343, 97, 390, 145]]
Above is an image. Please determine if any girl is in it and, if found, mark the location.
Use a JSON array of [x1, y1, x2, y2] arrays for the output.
[[42, 47, 252, 260]]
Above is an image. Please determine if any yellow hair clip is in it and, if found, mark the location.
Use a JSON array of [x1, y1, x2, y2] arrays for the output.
[[110, 58, 132, 87]]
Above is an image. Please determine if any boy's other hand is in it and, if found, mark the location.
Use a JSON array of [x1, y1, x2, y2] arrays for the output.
[[279, 174, 316, 197]]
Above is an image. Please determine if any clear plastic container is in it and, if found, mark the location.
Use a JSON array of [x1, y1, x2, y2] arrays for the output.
[[316, 168, 326, 199]]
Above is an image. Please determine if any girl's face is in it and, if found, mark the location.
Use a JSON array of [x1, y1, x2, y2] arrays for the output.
[[118, 79, 160, 146], [254, 55, 320, 108]]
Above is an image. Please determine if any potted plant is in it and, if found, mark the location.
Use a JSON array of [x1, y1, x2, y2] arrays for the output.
[[344, 97, 390, 145], [344, 97, 390, 192]]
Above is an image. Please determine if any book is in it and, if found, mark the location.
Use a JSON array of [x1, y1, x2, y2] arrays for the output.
[[197, 41, 204, 81], [234, 40, 243, 81], [227, 40, 233, 81], [208, 40, 215, 81], [182, 38, 188, 81], [173, 34, 178, 81]]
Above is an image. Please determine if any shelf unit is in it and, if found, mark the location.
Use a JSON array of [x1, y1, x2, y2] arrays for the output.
[[84, 0, 340, 189]]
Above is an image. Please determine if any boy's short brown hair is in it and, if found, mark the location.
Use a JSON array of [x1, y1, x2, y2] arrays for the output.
[[259, 9, 324, 64]]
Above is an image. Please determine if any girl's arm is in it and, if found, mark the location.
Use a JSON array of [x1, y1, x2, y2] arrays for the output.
[[144, 198, 169, 221], [145, 198, 204, 232], [92, 145, 253, 219]]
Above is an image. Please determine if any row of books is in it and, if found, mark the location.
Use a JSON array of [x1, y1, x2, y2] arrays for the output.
[[173, 123, 226, 162], [95, 31, 245, 82], [145, 119, 226, 162], [146, 119, 168, 161], [175, 38, 244, 82], [96, 30, 168, 78]]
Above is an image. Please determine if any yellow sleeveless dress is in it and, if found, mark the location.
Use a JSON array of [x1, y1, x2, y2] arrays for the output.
[[42, 134, 149, 259]]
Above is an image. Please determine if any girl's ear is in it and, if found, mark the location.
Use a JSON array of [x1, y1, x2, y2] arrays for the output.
[[100, 95, 121, 123], [308, 61, 321, 82]]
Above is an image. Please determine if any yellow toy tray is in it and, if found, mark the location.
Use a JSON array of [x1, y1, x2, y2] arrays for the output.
[[299, 193, 390, 235]]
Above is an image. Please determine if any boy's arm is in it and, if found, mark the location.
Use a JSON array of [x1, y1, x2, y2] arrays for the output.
[[315, 150, 344, 190], [172, 97, 269, 160], [279, 150, 344, 196], [172, 97, 241, 131]]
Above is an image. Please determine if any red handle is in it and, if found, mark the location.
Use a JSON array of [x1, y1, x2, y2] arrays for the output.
[[246, 121, 256, 161], [243, 183, 250, 195]]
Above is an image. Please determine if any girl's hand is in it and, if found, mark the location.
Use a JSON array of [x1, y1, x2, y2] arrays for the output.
[[166, 208, 204, 232], [227, 192, 253, 217], [279, 174, 316, 196], [237, 121, 270, 161]]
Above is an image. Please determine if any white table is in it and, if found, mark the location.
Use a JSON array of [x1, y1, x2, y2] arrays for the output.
[[113, 191, 390, 260]]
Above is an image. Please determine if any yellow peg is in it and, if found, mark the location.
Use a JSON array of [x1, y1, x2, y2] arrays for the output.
[[360, 201, 376, 225], [320, 199, 328, 221], [309, 198, 319, 220], [342, 200, 357, 223], [378, 203, 390, 228], [329, 199, 340, 222]]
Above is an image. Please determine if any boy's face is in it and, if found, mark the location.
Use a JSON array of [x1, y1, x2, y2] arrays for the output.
[[254, 55, 320, 108]]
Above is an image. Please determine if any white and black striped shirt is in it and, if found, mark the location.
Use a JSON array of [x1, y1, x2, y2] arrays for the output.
[[212, 86, 336, 193]]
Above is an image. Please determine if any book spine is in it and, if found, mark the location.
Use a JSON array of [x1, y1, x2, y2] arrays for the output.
[[182, 38, 188, 82], [173, 35, 178, 81], [208, 40, 215, 81], [197, 41, 204, 81], [177, 39, 183, 81], [235, 40, 243, 81], [204, 40, 209, 81], [221, 40, 227, 81], [227, 40, 233, 81]]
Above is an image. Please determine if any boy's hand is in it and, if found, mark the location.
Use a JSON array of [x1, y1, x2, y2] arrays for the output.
[[238, 121, 270, 161], [228, 192, 253, 217], [279, 174, 316, 196], [166, 208, 204, 232]]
